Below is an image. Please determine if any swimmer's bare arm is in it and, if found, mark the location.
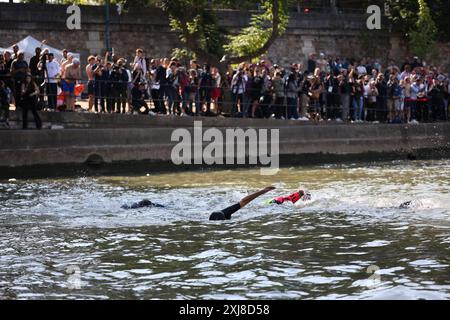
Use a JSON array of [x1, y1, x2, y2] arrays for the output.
[[239, 186, 276, 208]]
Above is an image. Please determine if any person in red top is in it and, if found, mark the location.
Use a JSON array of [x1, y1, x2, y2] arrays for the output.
[[269, 190, 311, 205]]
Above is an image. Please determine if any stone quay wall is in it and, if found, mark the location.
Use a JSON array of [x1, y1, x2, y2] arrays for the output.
[[1, 112, 450, 178]]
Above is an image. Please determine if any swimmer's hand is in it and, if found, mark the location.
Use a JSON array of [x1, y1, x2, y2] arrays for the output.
[[263, 186, 276, 192]]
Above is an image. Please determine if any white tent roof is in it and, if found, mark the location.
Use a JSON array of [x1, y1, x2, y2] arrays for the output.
[[3, 35, 80, 63]]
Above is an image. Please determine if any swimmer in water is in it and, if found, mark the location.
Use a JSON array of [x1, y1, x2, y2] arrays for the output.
[[209, 186, 276, 221], [121, 199, 165, 210], [399, 201, 413, 209], [268, 190, 311, 205]]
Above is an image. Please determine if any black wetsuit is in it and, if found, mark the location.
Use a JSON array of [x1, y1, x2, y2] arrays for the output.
[[121, 200, 165, 210], [209, 203, 242, 221], [399, 201, 412, 209]]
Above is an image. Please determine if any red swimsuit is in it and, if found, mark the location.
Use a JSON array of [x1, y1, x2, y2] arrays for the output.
[[272, 192, 302, 205]]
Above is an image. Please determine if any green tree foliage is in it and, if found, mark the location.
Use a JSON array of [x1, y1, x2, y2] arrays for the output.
[[224, 0, 289, 59], [386, 0, 448, 42], [160, 0, 289, 72], [408, 0, 437, 58]]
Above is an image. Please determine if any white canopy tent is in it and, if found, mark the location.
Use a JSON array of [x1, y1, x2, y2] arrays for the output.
[[3, 35, 80, 63]]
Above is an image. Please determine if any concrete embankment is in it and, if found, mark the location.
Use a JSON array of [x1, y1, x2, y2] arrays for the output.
[[1, 111, 450, 178]]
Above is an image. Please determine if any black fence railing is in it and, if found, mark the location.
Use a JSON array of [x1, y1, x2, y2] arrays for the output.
[[1, 75, 448, 123]]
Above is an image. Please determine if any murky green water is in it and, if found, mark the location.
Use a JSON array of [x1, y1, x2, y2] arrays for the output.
[[0, 160, 449, 300]]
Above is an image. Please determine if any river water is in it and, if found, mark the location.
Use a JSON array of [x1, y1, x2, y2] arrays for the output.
[[0, 160, 449, 300]]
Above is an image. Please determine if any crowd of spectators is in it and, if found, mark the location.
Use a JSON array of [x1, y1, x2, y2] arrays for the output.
[[0, 44, 449, 129]]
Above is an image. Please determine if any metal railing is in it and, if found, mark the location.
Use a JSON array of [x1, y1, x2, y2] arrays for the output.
[[1, 75, 448, 123]]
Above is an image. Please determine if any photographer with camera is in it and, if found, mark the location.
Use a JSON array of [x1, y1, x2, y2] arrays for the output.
[[115, 58, 129, 114], [93, 55, 107, 113], [231, 67, 247, 116]]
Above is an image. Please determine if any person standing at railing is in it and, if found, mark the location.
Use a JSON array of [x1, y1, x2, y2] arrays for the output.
[[428, 77, 446, 122], [231, 68, 247, 117], [211, 67, 221, 116], [249, 68, 263, 118], [132, 49, 148, 84], [325, 72, 339, 120], [103, 62, 112, 113], [30, 47, 45, 107], [386, 75, 401, 123], [415, 77, 428, 123], [93, 55, 107, 113], [178, 66, 190, 117], [166, 61, 179, 115], [116, 59, 129, 114], [44, 53, 60, 111], [186, 69, 199, 116], [338, 73, 351, 122], [198, 64, 213, 116], [62, 58, 82, 111], [155, 58, 168, 115], [259, 68, 272, 119], [351, 76, 364, 123], [308, 75, 323, 120], [375, 74, 387, 123], [402, 77, 413, 123], [2, 52, 13, 99], [286, 73, 300, 120], [107, 63, 122, 114], [86, 56, 96, 112], [271, 71, 286, 120], [10, 51, 28, 108], [60, 49, 69, 66], [60, 54, 73, 80], [366, 80, 379, 122], [0, 80, 11, 128]]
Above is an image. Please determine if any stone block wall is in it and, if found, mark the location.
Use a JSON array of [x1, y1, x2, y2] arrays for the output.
[[0, 3, 448, 69]]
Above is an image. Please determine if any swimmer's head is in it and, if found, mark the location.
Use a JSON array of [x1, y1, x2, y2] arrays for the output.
[[299, 190, 311, 201], [209, 211, 226, 221]]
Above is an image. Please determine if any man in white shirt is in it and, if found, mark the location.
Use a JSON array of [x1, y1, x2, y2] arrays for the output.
[[45, 53, 61, 110]]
